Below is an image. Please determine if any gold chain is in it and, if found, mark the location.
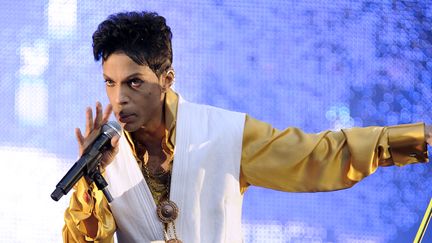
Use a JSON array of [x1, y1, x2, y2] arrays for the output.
[[135, 138, 180, 242], [141, 149, 171, 203]]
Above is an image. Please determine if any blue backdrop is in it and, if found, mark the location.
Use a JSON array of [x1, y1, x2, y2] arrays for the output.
[[0, 0, 431, 242]]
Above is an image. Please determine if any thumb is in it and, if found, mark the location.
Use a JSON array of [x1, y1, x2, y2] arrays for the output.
[[111, 135, 120, 148]]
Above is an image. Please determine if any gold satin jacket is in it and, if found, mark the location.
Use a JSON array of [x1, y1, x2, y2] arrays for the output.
[[62, 89, 428, 242]]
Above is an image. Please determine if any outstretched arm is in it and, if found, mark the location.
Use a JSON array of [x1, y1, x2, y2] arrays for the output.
[[240, 115, 427, 193]]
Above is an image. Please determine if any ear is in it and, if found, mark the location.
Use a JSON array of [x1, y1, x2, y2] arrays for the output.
[[161, 69, 175, 92]]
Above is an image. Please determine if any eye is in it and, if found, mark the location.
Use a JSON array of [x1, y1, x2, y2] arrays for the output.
[[128, 78, 144, 88], [104, 79, 115, 87]]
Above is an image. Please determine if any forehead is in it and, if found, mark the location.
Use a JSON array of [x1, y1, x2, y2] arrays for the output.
[[102, 52, 155, 80]]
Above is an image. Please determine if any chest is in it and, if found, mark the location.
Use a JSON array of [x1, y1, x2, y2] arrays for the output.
[[134, 144, 174, 202]]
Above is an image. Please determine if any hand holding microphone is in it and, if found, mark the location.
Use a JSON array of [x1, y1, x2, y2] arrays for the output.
[[51, 102, 121, 202], [75, 102, 120, 171]]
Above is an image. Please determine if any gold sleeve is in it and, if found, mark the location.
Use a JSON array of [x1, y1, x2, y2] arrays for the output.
[[62, 177, 116, 243], [240, 115, 428, 193]]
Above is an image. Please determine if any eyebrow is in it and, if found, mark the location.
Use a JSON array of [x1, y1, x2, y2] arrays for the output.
[[103, 72, 142, 83]]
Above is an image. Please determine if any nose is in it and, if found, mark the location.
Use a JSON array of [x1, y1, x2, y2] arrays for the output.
[[114, 85, 129, 105]]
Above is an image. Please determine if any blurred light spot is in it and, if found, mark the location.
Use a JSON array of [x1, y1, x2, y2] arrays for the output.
[[48, 0, 77, 39], [19, 40, 49, 76], [15, 77, 48, 126], [326, 104, 354, 129]]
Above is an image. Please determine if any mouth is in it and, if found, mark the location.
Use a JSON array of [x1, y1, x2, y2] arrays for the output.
[[118, 112, 136, 124]]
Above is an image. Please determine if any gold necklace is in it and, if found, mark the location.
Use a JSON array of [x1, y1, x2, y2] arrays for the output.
[[138, 142, 181, 243]]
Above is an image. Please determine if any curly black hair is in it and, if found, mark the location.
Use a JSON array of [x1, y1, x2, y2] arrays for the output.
[[92, 11, 173, 76]]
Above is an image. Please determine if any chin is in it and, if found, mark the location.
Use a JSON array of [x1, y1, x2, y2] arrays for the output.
[[121, 122, 141, 133]]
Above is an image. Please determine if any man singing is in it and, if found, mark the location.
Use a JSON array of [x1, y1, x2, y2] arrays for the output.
[[62, 11, 430, 243]]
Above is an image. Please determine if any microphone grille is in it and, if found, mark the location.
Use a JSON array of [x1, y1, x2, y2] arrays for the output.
[[102, 121, 123, 138]]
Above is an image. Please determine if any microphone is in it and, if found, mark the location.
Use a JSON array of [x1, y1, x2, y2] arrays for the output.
[[51, 121, 122, 202]]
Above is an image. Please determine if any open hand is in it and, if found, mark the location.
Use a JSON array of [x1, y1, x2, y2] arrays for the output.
[[75, 101, 120, 170]]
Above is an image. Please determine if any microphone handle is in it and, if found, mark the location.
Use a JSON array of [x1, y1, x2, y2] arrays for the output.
[[51, 153, 94, 201], [51, 133, 112, 202]]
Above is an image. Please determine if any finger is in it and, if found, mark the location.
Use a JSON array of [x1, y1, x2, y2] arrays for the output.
[[85, 129, 100, 148], [111, 135, 120, 148], [101, 104, 113, 125], [100, 136, 120, 170], [75, 128, 85, 155], [85, 107, 93, 136], [100, 160, 109, 170], [75, 128, 84, 145], [109, 137, 120, 158], [94, 101, 103, 129]]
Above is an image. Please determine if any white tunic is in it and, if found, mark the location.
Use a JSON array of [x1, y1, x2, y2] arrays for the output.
[[104, 97, 246, 243]]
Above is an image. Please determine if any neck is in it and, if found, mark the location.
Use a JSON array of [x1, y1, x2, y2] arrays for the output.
[[133, 123, 166, 148], [133, 101, 166, 149]]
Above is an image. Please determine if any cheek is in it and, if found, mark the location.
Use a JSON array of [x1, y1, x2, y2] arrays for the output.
[[138, 91, 163, 112], [143, 87, 162, 101], [105, 89, 116, 104]]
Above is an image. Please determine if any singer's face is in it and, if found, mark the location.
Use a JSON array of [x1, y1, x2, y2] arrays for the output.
[[102, 52, 167, 132]]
